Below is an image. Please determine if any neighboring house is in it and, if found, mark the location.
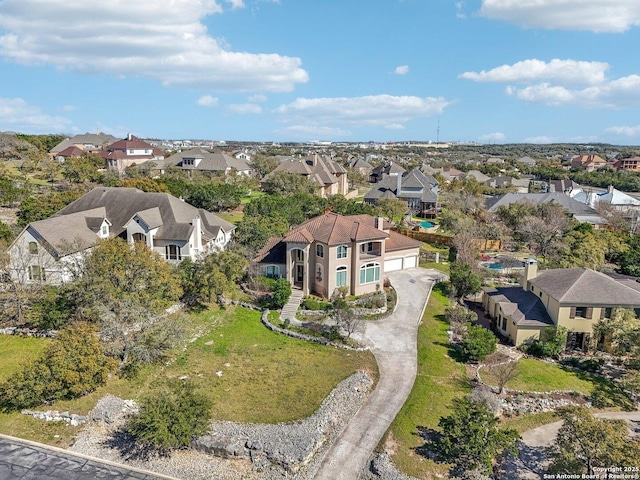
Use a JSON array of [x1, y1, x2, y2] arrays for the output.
[[483, 260, 640, 349], [548, 179, 581, 194], [485, 176, 529, 193], [8, 187, 235, 285], [421, 165, 463, 182], [102, 134, 165, 173], [364, 168, 439, 217], [485, 157, 505, 164], [518, 156, 537, 167], [54, 146, 85, 162], [160, 147, 251, 176], [464, 170, 490, 183], [49, 132, 117, 160], [369, 162, 405, 183], [347, 157, 373, 177], [614, 156, 640, 172], [254, 212, 422, 297], [485, 192, 607, 227], [571, 154, 608, 172], [261, 154, 349, 197], [233, 150, 252, 163], [571, 185, 640, 213]]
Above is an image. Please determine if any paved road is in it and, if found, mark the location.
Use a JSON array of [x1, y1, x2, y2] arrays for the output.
[[503, 411, 640, 479], [312, 268, 438, 480], [0, 434, 174, 480]]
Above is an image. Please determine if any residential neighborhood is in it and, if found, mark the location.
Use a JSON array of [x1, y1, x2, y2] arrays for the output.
[[2, 134, 640, 480]]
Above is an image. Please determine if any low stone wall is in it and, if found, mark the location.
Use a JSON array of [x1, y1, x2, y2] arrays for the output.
[[500, 393, 590, 417], [260, 310, 368, 352], [0, 326, 57, 338], [21, 409, 86, 426], [192, 371, 374, 473]]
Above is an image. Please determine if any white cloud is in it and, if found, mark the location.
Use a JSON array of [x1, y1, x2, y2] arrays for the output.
[[197, 95, 219, 107], [0, 97, 71, 133], [460, 59, 609, 86], [524, 135, 557, 144], [478, 132, 506, 143], [0, 0, 308, 93], [227, 103, 262, 114], [276, 125, 352, 138], [385, 123, 405, 130], [393, 65, 410, 75], [226, 0, 245, 9], [247, 94, 268, 103], [456, 2, 467, 19], [275, 94, 450, 130], [478, 0, 640, 33], [605, 125, 640, 137], [506, 75, 640, 108]]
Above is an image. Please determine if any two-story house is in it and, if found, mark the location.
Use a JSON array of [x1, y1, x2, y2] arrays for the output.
[[160, 147, 251, 176], [483, 259, 640, 350], [102, 134, 165, 173], [254, 212, 422, 297], [364, 168, 439, 218], [8, 187, 235, 285]]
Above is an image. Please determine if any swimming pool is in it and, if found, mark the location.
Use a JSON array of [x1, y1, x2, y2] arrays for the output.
[[420, 221, 435, 228]]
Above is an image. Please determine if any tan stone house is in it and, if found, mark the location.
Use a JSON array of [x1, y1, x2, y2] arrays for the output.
[[254, 212, 422, 297], [483, 260, 640, 349], [261, 154, 348, 197]]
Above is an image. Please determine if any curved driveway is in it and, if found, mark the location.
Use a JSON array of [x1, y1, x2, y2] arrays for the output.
[[313, 268, 438, 480]]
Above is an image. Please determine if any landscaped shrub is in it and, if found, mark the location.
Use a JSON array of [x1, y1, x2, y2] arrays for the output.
[[520, 327, 568, 359], [561, 357, 603, 373], [126, 379, 212, 454], [461, 323, 497, 363], [301, 297, 330, 311], [266, 278, 291, 309], [0, 322, 116, 412]]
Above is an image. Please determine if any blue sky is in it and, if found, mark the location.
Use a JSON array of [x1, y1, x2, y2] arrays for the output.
[[1, 0, 640, 144]]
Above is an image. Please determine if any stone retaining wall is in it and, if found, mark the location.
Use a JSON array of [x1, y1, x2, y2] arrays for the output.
[[260, 310, 368, 352], [0, 327, 57, 338]]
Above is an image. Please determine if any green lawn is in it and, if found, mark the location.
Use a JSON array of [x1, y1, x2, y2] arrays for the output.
[[217, 211, 244, 224], [387, 285, 470, 478], [0, 336, 51, 382], [481, 358, 607, 395], [0, 306, 376, 446]]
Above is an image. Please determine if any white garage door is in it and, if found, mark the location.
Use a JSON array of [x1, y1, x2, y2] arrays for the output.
[[385, 258, 403, 272], [404, 256, 417, 269]]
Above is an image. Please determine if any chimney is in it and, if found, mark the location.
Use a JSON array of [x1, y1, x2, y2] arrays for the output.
[[127, 133, 132, 141], [192, 216, 203, 253], [521, 258, 538, 290], [396, 171, 403, 197], [608, 184, 614, 193], [376, 216, 385, 231]]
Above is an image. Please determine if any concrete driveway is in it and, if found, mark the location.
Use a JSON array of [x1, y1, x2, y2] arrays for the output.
[[312, 268, 440, 480]]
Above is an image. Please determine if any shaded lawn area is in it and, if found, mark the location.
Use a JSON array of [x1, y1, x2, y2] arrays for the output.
[[387, 284, 471, 479], [0, 335, 50, 382], [217, 211, 244, 224], [0, 306, 377, 446], [481, 358, 595, 394]]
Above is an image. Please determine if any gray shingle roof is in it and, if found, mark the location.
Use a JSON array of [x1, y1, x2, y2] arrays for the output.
[[364, 168, 438, 204], [162, 147, 250, 172], [530, 268, 640, 306], [485, 192, 603, 218], [483, 286, 554, 327]]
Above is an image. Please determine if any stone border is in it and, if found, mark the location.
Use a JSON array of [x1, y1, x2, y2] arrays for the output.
[[0, 326, 57, 338], [260, 310, 368, 352]]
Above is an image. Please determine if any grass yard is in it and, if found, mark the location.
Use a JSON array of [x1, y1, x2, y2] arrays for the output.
[[0, 305, 376, 446], [0, 335, 50, 382], [217, 211, 244, 224], [387, 284, 471, 478], [481, 358, 609, 396]]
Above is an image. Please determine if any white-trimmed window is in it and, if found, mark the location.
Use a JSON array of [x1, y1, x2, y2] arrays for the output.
[[165, 244, 181, 260], [296, 249, 304, 262], [28, 265, 45, 281], [316, 244, 324, 258], [266, 265, 280, 279], [336, 266, 348, 287], [337, 245, 347, 259], [359, 262, 380, 285], [101, 225, 109, 237]]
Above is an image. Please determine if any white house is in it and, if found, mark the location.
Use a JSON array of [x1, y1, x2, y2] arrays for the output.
[[8, 188, 236, 285]]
